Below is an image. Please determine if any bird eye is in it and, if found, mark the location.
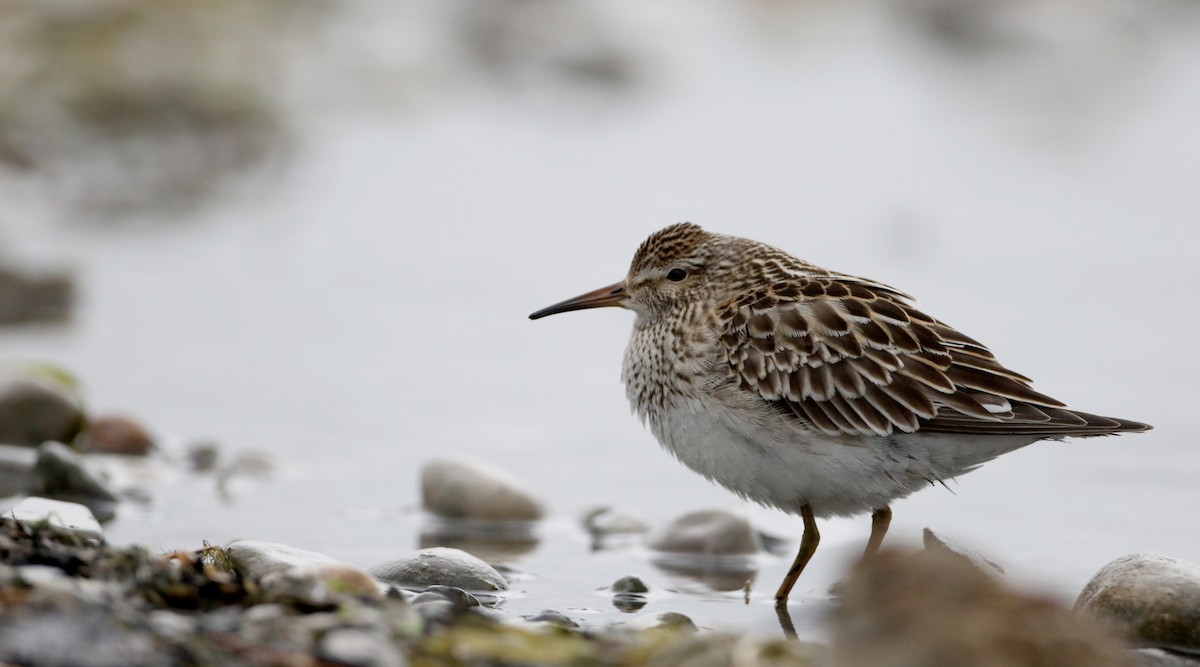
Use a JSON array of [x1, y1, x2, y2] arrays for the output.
[[666, 268, 688, 282]]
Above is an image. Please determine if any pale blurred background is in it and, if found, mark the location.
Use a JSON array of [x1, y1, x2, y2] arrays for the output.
[[0, 0, 1197, 634]]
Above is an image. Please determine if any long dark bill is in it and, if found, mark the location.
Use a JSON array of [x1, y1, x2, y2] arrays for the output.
[[529, 281, 627, 320]]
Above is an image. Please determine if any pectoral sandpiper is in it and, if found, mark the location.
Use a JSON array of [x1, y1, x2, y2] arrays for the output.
[[529, 222, 1150, 606]]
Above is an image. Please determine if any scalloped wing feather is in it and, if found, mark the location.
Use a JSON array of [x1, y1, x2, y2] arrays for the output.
[[719, 275, 1149, 438]]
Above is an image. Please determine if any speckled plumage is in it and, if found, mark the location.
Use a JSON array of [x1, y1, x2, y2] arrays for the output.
[[530, 222, 1150, 605]]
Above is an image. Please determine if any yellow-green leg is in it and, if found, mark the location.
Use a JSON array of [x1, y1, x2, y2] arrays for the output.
[[774, 503, 819, 607], [863, 506, 892, 557]]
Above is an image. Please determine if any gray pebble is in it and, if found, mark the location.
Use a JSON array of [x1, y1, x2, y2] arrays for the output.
[[1077, 554, 1200, 652], [31, 442, 118, 521], [647, 509, 759, 556], [370, 547, 508, 592], [422, 585, 480, 610], [582, 506, 651, 536], [612, 575, 649, 594], [224, 539, 341, 580], [421, 456, 543, 521], [186, 442, 220, 472]]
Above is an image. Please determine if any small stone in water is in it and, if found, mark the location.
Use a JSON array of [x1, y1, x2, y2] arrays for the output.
[[186, 442, 220, 472], [31, 441, 119, 511], [612, 575, 649, 594], [82, 415, 154, 456], [422, 585, 481, 610], [370, 547, 508, 592], [421, 456, 544, 521], [646, 509, 759, 557], [581, 506, 652, 536], [224, 540, 342, 580], [524, 609, 580, 629]]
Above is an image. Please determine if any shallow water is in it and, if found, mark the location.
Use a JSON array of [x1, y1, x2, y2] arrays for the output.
[[1, 0, 1198, 638]]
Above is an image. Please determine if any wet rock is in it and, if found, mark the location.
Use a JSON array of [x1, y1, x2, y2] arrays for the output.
[[0, 379, 84, 447], [647, 509, 760, 556], [421, 456, 544, 521], [418, 524, 540, 562], [10, 497, 103, 541], [186, 442, 220, 472], [0, 266, 74, 325], [422, 585, 481, 611], [612, 574, 649, 594], [923, 528, 1004, 575], [224, 540, 341, 580], [30, 442, 119, 521], [524, 609, 579, 629], [1076, 554, 1200, 652], [82, 415, 154, 456], [260, 562, 382, 608], [830, 549, 1132, 667], [0, 443, 37, 495], [611, 575, 649, 612], [317, 627, 406, 667], [370, 547, 508, 592], [582, 505, 652, 536]]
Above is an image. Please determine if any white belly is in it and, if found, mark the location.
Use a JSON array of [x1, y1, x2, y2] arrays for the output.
[[645, 396, 1037, 519]]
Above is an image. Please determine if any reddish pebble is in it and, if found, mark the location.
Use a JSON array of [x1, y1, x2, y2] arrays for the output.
[[86, 415, 154, 456]]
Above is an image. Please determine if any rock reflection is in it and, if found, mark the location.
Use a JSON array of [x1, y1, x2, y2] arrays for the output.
[[650, 554, 758, 594], [419, 517, 540, 562]]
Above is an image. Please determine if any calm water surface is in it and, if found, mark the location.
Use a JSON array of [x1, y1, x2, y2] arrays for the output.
[[2, 1, 1198, 637]]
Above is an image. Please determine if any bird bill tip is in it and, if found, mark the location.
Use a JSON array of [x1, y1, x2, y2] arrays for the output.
[[529, 281, 627, 320]]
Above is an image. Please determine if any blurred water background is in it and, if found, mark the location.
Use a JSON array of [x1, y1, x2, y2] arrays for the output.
[[1, 0, 1197, 636]]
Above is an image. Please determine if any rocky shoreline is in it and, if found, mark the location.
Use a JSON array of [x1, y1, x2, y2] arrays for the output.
[[1, 371, 1198, 666]]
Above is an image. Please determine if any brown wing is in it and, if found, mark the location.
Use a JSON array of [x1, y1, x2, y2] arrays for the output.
[[718, 275, 1150, 438]]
